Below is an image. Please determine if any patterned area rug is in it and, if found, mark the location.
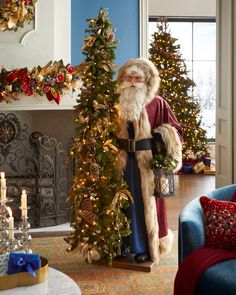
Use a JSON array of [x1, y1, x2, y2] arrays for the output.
[[31, 232, 178, 295]]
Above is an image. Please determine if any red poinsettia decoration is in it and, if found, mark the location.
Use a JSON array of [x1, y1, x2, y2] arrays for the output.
[[56, 73, 65, 83], [67, 65, 75, 74]]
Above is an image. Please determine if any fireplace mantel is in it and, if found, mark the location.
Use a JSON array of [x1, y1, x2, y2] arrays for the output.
[[0, 90, 79, 111]]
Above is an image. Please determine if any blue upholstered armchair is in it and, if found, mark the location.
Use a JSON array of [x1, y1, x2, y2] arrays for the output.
[[178, 184, 236, 295]]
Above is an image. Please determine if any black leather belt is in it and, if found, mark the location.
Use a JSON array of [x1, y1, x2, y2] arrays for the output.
[[117, 138, 153, 152]]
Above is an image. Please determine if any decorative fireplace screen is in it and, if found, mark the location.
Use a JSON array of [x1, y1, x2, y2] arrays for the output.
[[0, 113, 71, 228]]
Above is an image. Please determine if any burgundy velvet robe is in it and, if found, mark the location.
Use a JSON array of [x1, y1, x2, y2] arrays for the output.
[[146, 96, 183, 139], [122, 96, 183, 255], [146, 96, 183, 238]]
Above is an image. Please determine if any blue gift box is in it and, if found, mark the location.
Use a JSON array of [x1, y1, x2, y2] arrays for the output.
[[7, 253, 41, 277], [182, 165, 193, 174]]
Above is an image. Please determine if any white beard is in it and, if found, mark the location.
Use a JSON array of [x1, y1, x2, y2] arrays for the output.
[[118, 82, 148, 122]]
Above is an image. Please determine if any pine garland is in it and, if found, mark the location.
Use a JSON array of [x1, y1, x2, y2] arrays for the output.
[[0, 60, 82, 104]]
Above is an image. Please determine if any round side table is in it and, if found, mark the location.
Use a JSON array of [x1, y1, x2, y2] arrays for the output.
[[0, 267, 81, 295]]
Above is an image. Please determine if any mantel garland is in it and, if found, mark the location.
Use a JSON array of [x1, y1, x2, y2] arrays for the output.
[[0, 60, 82, 105], [0, 0, 37, 32]]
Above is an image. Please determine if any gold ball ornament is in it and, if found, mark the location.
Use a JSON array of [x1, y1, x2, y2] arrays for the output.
[[36, 75, 44, 83], [65, 73, 72, 82], [73, 79, 83, 88], [5, 85, 12, 92]]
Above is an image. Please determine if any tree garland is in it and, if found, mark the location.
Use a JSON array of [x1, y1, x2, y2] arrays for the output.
[[0, 60, 82, 105], [0, 0, 37, 32]]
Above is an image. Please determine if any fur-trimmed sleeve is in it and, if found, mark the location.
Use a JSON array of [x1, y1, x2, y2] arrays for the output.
[[153, 123, 182, 173], [148, 97, 183, 172]]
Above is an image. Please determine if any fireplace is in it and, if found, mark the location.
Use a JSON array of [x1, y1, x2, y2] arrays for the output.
[[0, 112, 74, 228]]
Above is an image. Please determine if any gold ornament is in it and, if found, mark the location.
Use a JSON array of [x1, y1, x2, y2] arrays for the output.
[[80, 244, 101, 263], [93, 100, 108, 111], [110, 189, 134, 210], [78, 114, 86, 124], [79, 198, 97, 225], [103, 139, 118, 153], [5, 85, 12, 92], [36, 75, 44, 83], [65, 73, 72, 82]]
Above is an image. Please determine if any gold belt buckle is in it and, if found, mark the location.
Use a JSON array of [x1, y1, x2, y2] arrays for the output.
[[128, 139, 136, 152]]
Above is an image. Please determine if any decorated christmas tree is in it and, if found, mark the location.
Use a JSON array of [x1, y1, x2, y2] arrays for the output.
[[65, 9, 131, 265], [149, 20, 208, 158]]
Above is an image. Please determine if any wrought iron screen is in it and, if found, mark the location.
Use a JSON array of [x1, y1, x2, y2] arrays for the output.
[[0, 113, 71, 228]]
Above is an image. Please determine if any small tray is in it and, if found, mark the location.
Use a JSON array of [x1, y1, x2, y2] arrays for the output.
[[0, 256, 48, 291]]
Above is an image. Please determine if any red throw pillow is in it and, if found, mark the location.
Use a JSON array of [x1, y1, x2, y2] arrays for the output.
[[200, 196, 236, 250]]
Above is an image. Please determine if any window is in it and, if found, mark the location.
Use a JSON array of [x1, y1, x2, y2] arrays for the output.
[[149, 18, 216, 140]]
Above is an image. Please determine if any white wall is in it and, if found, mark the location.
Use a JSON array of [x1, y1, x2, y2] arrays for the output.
[[149, 0, 216, 17], [0, 0, 71, 69], [0, 0, 74, 111]]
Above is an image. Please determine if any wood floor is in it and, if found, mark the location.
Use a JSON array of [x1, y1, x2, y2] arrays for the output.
[[166, 174, 215, 231]]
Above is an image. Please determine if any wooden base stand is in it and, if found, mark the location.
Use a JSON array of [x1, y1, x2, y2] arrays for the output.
[[112, 254, 154, 272]]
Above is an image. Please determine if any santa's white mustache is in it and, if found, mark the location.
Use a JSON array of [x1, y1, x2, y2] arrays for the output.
[[118, 81, 145, 90]]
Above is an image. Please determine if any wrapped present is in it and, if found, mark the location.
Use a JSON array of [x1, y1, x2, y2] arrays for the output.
[[0, 251, 26, 276], [192, 161, 205, 174], [203, 156, 211, 168], [0, 256, 48, 291], [0, 253, 9, 275], [8, 253, 41, 277], [182, 165, 193, 174], [204, 165, 215, 175]]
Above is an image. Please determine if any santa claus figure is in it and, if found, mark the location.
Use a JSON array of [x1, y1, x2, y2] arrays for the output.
[[116, 58, 183, 265]]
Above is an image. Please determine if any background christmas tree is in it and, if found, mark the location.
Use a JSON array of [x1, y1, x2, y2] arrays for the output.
[[149, 20, 208, 158], [65, 9, 131, 265]]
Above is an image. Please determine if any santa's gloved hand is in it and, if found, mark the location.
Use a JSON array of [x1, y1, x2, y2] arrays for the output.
[[152, 132, 167, 155]]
